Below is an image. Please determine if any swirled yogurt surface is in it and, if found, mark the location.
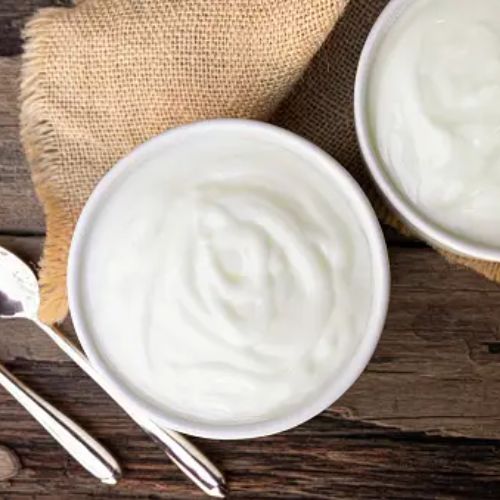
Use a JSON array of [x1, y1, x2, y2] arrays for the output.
[[78, 124, 375, 424], [369, 0, 500, 247]]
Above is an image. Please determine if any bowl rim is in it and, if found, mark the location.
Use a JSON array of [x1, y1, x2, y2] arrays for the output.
[[68, 118, 390, 440], [354, 0, 500, 262]]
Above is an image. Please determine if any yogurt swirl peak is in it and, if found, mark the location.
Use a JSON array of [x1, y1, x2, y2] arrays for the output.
[[174, 187, 334, 351]]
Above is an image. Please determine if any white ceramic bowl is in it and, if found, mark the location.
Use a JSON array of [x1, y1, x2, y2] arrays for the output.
[[355, 0, 500, 262], [68, 119, 390, 439]]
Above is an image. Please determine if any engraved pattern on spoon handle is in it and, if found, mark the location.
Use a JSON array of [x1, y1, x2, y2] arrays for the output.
[[34, 320, 226, 498], [0, 363, 121, 484]]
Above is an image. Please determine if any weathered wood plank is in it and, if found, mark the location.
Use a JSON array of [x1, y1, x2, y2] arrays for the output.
[[1, 367, 500, 500], [0, 1, 73, 57], [0, 57, 44, 233], [343, 249, 500, 438], [2, 235, 500, 441]]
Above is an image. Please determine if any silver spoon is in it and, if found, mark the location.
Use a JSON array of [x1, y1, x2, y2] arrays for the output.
[[0, 361, 121, 484], [0, 246, 226, 498]]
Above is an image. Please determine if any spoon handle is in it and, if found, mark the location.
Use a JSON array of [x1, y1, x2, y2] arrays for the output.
[[34, 320, 226, 498], [0, 362, 121, 484]]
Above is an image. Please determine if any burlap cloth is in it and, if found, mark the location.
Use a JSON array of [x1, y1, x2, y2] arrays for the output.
[[20, 0, 500, 324]]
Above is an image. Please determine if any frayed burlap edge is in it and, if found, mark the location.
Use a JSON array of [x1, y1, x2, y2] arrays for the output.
[[438, 249, 500, 282], [20, 9, 73, 324], [379, 201, 500, 282]]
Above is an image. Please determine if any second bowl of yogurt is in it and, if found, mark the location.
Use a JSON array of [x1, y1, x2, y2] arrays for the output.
[[68, 119, 389, 439], [355, 0, 500, 261]]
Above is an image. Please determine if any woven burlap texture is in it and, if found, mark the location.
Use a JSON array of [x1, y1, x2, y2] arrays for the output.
[[20, 0, 500, 324]]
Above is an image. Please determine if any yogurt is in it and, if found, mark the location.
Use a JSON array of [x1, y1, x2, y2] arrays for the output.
[[369, 0, 500, 247], [78, 124, 375, 424]]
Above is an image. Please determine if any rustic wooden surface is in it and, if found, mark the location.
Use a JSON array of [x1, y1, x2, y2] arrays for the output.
[[1, 1, 500, 498]]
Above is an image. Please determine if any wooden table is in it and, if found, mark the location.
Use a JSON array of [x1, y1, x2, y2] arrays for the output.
[[1, 1, 500, 498]]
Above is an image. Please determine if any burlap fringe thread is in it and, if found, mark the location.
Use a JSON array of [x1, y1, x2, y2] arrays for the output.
[[20, 9, 74, 322]]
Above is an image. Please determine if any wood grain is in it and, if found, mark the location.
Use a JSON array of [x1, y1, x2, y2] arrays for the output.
[[2, 234, 500, 442], [1, 364, 500, 499], [0, 58, 44, 234], [0, 445, 20, 481]]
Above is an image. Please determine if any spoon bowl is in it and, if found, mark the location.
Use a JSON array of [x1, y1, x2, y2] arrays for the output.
[[0, 245, 227, 497], [0, 246, 39, 319], [0, 246, 122, 483]]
